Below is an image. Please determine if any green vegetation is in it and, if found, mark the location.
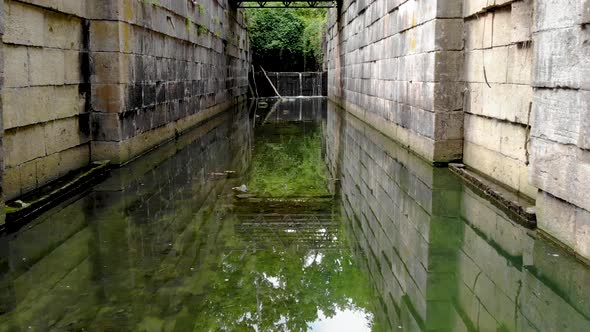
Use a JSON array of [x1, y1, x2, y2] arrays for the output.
[[246, 5, 327, 71]]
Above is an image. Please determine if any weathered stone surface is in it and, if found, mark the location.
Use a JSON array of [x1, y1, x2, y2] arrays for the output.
[[533, 27, 590, 90], [2, 0, 251, 199], [537, 191, 590, 260], [530, 0, 590, 261], [530, 137, 590, 212], [511, 0, 533, 43], [325, 0, 465, 163]]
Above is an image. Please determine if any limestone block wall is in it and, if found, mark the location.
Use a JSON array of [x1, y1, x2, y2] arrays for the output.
[[326, 0, 589, 261], [0, 0, 250, 200], [325, 0, 465, 162], [530, 0, 590, 260], [462, 0, 537, 198], [2, 0, 90, 199], [88, 0, 250, 164]]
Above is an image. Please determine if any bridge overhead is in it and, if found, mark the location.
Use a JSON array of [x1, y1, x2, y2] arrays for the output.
[[232, 1, 337, 8]]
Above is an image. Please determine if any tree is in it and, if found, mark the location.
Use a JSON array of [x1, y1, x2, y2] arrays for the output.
[[246, 7, 327, 71]]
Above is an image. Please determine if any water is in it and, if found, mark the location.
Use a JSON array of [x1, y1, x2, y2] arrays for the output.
[[0, 99, 589, 331]]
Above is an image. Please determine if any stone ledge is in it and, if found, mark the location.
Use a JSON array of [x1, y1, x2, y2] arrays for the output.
[[449, 163, 537, 228], [2, 161, 111, 230]]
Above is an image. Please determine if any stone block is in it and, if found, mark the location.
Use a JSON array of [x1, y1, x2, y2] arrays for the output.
[[91, 112, 122, 142], [464, 137, 536, 198], [532, 88, 590, 150], [464, 0, 490, 17], [492, 7, 512, 47], [64, 50, 82, 84], [464, 14, 493, 50], [530, 137, 590, 212], [4, 166, 21, 200], [44, 10, 82, 49], [4, 1, 44, 46], [537, 191, 590, 260], [465, 82, 533, 125], [533, 27, 590, 90], [433, 81, 464, 111], [435, 51, 464, 82], [511, 0, 533, 43], [34, 152, 61, 190], [434, 111, 464, 141], [436, 0, 463, 17], [19, 159, 38, 194], [53, 145, 89, 179], [584, 0, 590, 24], [534, 0, 583, 31], [86, 0, 123, 21], [91, 52, 131, 84], [506, 44, 533, 85], [465, 113, 528, 162], [435, 18, 464, 51], [60, 0, 87, 17], [2, 86, 80, 129], [4, 126, 46, 168], [91, 84, 127, 113], [483, 46, 509, 83], [44, 116, 87, 155], [4, 45, 28, 88], [28, 48, 65, 86]]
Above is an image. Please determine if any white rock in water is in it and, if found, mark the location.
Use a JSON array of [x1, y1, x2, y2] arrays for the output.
[[14, 200, 31, 208], [232, 184, 248, 193]]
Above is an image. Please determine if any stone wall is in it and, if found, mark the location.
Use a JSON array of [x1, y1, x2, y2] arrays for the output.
[[2, 0, 90, 199], [0, 0, 250, 200], [531, 0, 590, 260], [88, 0, 250, 164], [326, 0, 590, 260], [463, 0, 536, 198], [325, 0, 465, 162]]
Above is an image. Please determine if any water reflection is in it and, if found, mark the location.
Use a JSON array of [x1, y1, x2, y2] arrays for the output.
[[0, 100, 376, 332], [0, 99, 589, 331], [325, 102, 590, 331]]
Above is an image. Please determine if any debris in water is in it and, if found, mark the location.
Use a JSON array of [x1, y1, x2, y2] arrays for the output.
[[209, 172, 228, 177], [236, 194, 257, 199], [14, 200, 30, 208], [232, 184, 248, 193]]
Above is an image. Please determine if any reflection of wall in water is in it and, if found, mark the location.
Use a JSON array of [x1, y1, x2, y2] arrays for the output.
[[328, 102, 464, 331], [0, 106, 252, 330], [325, 103, 590, 331]]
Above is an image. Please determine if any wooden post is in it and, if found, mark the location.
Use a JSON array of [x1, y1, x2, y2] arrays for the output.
[[251, 65, 259, 97], [260, 65, 282, 99]]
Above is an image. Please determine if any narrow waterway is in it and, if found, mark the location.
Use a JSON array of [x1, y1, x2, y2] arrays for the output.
[[0, 99, 589, 331]]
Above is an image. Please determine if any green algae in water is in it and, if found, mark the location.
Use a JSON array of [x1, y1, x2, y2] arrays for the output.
[[248, 123, 329, 198]]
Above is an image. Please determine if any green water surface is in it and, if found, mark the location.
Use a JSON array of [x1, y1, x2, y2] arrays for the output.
[[0, 98, 588, 332]]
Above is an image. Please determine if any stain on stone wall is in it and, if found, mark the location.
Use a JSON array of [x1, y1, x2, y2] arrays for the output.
[[0, 0, 250, 200]]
